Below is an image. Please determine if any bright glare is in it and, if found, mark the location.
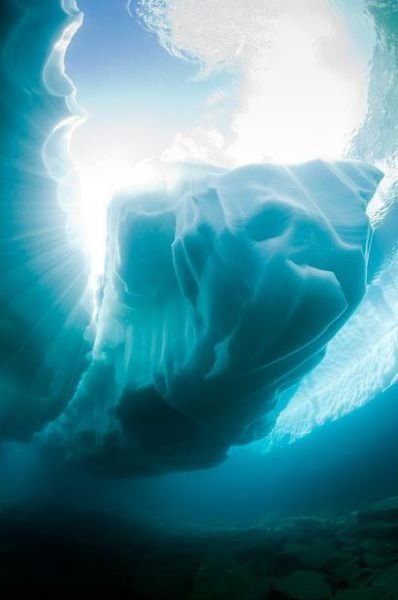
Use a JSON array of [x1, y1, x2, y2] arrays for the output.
[[68, 0, 373, 289], [74, 154, 182, 292], [139, 0, 372, 165], [226, 20, 368, 164], [75, 154, 152, 286]]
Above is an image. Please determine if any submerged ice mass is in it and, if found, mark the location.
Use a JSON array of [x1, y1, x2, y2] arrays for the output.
[[0, 0, 87, 442], [42, 159, 383, 475], [1, 0, 397, 479]]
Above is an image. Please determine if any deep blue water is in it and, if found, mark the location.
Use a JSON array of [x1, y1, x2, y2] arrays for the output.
[[2, 381, 398, 529]]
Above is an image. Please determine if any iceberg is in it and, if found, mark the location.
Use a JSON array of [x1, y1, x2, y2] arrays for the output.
[[0, 0, 394, 479], [42, 159, 383, 475]]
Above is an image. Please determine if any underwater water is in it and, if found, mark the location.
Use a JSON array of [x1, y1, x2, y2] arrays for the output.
[[0, 0, 398, 598]]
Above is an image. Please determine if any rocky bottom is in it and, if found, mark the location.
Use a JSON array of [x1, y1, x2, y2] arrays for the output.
[[1, 496, 398, 599]]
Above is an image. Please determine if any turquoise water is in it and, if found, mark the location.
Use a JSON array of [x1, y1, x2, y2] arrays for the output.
[[0, 1, 398, 597]]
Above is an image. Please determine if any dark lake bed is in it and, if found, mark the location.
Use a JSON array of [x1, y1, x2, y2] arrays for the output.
[[1, 495, 398, 599]]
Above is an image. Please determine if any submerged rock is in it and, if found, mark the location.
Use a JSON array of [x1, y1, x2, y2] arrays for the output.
[[282, 539, 336, 570], [357, 498, 398, 541], [334, 589, 386, 600], [2, 497, 398, 598], [273, 569, 332, 599], [358, 497, 398, 524], [190, 554, 262, 600], [371, 563, 398, 597]]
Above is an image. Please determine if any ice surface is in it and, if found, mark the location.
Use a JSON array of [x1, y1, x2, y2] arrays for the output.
[[0, 0, 87, 442], [267, 243, 398, 448], [42, 159, 383, 475]]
